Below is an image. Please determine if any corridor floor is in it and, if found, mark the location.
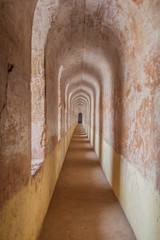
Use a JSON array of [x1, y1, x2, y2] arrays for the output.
[[38, 125, 136, 240]]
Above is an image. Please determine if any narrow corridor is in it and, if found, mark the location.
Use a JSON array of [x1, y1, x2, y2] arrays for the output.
[[1, 2, 160, 239], [38, 125, 136, 240]]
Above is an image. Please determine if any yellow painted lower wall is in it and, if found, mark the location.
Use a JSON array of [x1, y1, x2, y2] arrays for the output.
[[0, 123, 77, 240], [84, 124, 160, 240]]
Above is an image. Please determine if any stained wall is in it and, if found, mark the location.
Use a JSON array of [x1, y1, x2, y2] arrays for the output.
[[0, 0, 160, 240]]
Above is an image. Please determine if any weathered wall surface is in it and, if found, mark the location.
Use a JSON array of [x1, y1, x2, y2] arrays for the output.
[[84, 1, 160, 238], [85, 123, 160, 240], [0, 1, 77, 239], [0, 0, 160, 240], [0, 0, 37, 209], [0, 124, 76, 240]]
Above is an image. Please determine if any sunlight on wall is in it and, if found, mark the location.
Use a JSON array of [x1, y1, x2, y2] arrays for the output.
[[58, 65, 63, 141]]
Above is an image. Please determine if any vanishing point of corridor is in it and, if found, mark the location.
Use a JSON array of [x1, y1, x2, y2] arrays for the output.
[[38, 125, 136, 240]]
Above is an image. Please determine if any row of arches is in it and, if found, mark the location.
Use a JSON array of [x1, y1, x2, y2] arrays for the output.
[[31, 0, 103, 175], [29, 2, 160, 238], [30, 0, 160, 188]]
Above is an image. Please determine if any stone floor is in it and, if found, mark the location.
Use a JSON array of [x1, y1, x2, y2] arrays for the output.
[[38, 124, 136, 240]]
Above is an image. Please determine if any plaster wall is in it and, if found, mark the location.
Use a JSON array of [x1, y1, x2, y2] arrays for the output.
[[85, 124, 160, 240], [0, 123, 76, 240], [0, 0, 160, 239], [0, 0, 37, 208]]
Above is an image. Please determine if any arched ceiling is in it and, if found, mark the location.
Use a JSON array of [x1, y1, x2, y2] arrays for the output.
[[72, 95, 89, 109], [33, 0, 160, 122]]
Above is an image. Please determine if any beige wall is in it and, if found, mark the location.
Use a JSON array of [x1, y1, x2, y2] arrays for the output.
[[0, 1, 160, 239], [84, 124, 160, 240], [0, 124, 77, 240]]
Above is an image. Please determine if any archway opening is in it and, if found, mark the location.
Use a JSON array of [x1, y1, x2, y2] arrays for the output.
[[78, 113, 83, 124]]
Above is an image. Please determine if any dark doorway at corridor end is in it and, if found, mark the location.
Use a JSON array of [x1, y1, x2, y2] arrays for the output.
[[78, 113, 82, 124]]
